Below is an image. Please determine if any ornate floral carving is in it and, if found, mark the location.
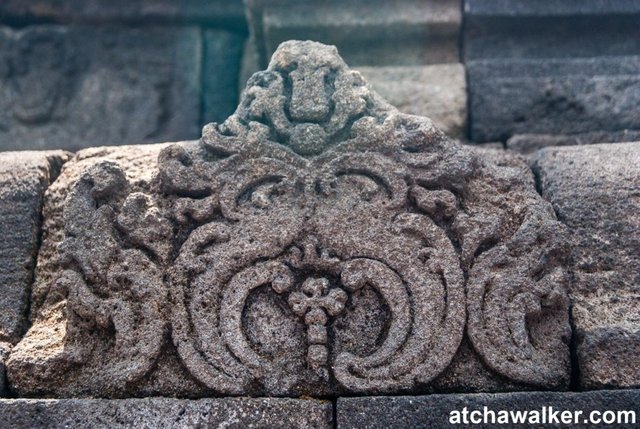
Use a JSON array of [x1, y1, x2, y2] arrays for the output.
[[8, 41, 571, 397]]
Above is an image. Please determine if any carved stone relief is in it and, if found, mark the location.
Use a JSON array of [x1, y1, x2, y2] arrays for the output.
[[0, 26, 200, 151], [7, 41, 571, 397]]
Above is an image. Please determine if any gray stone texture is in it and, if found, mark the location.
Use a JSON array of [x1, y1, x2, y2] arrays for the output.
[[0, 397, 332, 428], [0, 341, 8, 396], [358, 64, 467, 138], [203, 30, 246, 124], [0, 25, 202, 151], [0, 0, 246, 27], [338, 390, 640, 428], [0, 150, 70, 346], [7, 142, 214, 398], [507, 130, 640, 154], [533, 142, 640, 389], [247, 0, 461, 67], [467, 56, 640, 142], [8, 41, 570, 397], [464, 0, 640, 61]]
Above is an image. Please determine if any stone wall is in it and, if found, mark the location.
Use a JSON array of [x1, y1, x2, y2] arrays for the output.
[[0, 1, 639, 427]]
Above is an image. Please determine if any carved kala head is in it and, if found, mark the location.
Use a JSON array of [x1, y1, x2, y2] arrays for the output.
[[8, 41, 571, 397]]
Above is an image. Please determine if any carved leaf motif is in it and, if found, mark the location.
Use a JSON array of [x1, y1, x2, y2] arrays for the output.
[[466, 211, 572, 387]]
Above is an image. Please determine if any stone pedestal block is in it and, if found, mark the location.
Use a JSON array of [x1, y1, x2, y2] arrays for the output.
[[0, 26, 202, 151], [533, 142, 640, 389], [247, 0, 461, 67], [0, 397, 332, 428], [468, 56, 640, 142], [0, 150, 70, 346], [358, 64, 467, 138]]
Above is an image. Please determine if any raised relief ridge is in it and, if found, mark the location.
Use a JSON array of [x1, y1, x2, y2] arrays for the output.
[[7, 41, 571, 397]]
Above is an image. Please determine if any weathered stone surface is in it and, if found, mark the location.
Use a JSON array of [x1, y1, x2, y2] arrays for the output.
[[338, 390, 640, 428], [358, 64, 467, 138], [467, 56, 640, 141], [0, 151, 70, 345], [507, 130, 640, 154], [203, 30, 246, 124], [6, 142, 214, 398], [0, 397, 332, 428], [0, 25, 201, 151], [464, 0, 640, 61], [8, 41, 570, 397], [533, 142, 640, 389], [0, 1, 246, 27], [247, 0, 461, 67], [0, 341, 9, 396]]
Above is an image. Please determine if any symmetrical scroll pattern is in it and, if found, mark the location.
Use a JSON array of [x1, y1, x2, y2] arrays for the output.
[[165, 143, 466, 393], [8, 41, 570, 397]]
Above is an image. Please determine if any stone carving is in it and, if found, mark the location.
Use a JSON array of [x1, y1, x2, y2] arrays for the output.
[[8, 41, 571, 397], [1, 27, 76, 126], [0, 25, 201, 151]]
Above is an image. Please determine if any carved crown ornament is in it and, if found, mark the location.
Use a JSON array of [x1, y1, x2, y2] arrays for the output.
[[7, 41, 571, 397]]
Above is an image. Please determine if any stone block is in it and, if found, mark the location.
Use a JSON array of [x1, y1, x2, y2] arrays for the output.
[[0, 1, 246, 27], [467, 56, 640, 142], [0, 397, 332, 428], [0, 25, 202, 151], [0, 150, 71, 345], [247, 0, 461, 67], [506, 130, 640, 154], [358, 64, 467, 138], [338, 390, 640, 428], [8, 42, 570, 397], [533, 142, 640, 389], [464, 0, 640, 61], [203, 30, 246, 123]]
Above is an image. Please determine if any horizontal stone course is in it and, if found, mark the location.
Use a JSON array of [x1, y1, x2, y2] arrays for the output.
[[338, 390, 640, 428], [248, 0, 461, 67], [464, 1, 640, 143], [467, 56, 640, 141], [464, 0, 640, 61], [533, 142, 640, 389], [464, 1, 640, 17], [0, 397, 333, 429]]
